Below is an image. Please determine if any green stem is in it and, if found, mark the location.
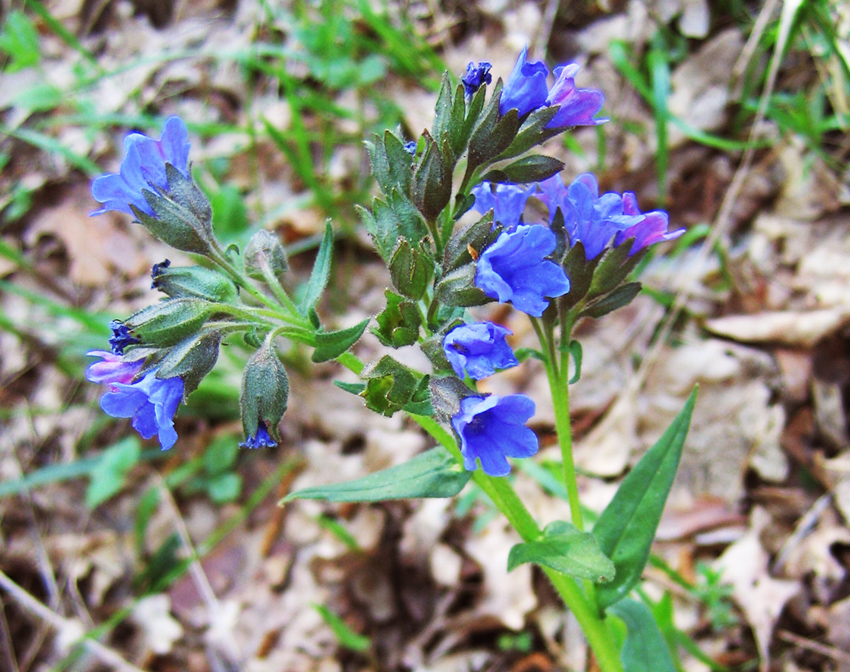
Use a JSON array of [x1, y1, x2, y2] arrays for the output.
[[333, 353, 622, 672], [261, 263, 303, 321]]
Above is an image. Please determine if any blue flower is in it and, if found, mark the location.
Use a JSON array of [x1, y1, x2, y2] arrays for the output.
[[91, 116, 191, 217], [471, 182, 537, 230], [499, 47, 605, 128], [443, 322, 519, 380], [109, 320, 140, 355], [240, 421, 278, 449], [403, 140, 418, 155], [452, 394, 538, 476], [85, 350, 144, 388], [462, 61, 492, 97], [98, 370, 184, 450], [475, 224, 570, 317], [536, 173, 682, 260]]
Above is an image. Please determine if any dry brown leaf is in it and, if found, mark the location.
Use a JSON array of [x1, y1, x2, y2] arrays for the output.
[[704, 310, 850, 347]]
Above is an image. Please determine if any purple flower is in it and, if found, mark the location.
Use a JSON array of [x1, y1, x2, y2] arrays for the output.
[[443, 322, 519, 380], [499, 47, 605, 128], [471, 182, 537, 230], [475, 224, 570, 317], [91, 116, 191, 217], [85, 350, 144, 389], [536, 173, 683, 260], [98, 370, 184, 451], [452, 394, 538, 476], [462, 61, 492, 97], [109, 321, 140, 355], [545, 64, 606, 129], [240, 421, 277, 449], [403, 140, 417, 155]]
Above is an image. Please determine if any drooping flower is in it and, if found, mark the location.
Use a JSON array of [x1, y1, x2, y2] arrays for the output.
[[471, 181, 537, 230], [91, 116, 191, 217], [98, 370, 184, 451], [443, 322, 519, 380], [475, 224, 570, 317], [462, 61, 492, 97], [85, 350, 144, 389], [403, 140, 417, 155], [499, 47, 605, 128], [536, 173, 683, 260], [452, 394, 538, 476], [240, 421, 278, 449], [109, 320, 140, 355]]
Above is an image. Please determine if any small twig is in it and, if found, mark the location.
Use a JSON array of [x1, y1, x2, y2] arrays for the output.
[[534, 0, 561, 60], [777, 629, 850, 665], [772, 493, 833, 573], [0, 570, 146, 672], [0, 595, 20, 672]]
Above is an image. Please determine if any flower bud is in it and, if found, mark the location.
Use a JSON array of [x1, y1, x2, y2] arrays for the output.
[[151, 260, 238, 303], [243, 230, 289, 281], [123, 298, 215, 349], [411, 132, 452, 223], [240, 337, 289, 442]]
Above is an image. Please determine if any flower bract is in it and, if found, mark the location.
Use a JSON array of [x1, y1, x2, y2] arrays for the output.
[[451, 394, 538, 476], [240, 421, 278, 449], [91, 116, 191, 217], [471, 181, 537, 230], [443, 322, 519, 380], [499, 47, 605, 128], [462, 61, 492, 97], [98, 370, 184, 451], [475, 224, 570, 317], [537, 173, 682, 260]]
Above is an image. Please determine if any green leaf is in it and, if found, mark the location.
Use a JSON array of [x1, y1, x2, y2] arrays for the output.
[[312, 318, 370, 363], [312, 603, 372, 652], [282, 447, 471, 503], [367, 130, 413, 198], [587, 243, 645, 299], [507, 521, 615, 582], [205, 473, 242, 504], [566, 340, 582, 384], [299, 220, 333, 314], [482, 155, 565, 184], [593, 389, 697, 609], [203, 435, 239, 476], [608, 599, 676, 672], [86, 437, 142, 508], [580, 282, 643, 319], [0, 11, 41, 71]]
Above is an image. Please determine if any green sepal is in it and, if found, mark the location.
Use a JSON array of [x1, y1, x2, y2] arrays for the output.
[[151, 264, 238, 303], [446, 83, 469, 157], [411, 131, 452, 223], [559, 241, 599, 310], [299, 220, 333, 315], [429, 375, 476, 425], [434, 263, 490, 307], [607, 599, 677, 672], [389, 238, 434, 300], [587, 241, 647, 299], [507, 520, 615, 583], [358, 191, 428, 262], [359, 355, 425, 417], [580, 282, 642, 319], [124, 298, 214, 349], [243, 229, 289, 280], [468, 99, 519, 173], [280, 447, 471, 504], [482, 155, 565, 185], [132, 164, 216, 256], [495, 105, 560, 162], [442, 211, 497, 273], [143, 330, 223, 399], [366, 129, 413, 198], [373, 290, 421, 348], [455, 79, 490, 157], [592, 389, 697, 610], [312, 319, 370, 363], [430, 73, 456, 151], [240, 338, 290, 441]]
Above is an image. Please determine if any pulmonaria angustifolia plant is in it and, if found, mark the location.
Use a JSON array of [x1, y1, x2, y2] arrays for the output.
[[88, 49, 694, 672]]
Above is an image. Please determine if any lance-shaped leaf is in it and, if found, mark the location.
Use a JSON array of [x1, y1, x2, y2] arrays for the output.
[[586, 241, 646, 299], [280, 447, 471, 503], [508, 521, 615, 582], [592, 389, 697, 609], [495, 105, 560, 162], [608, 599, 677, 672], [580, 282, 643, 319], [482, 155, 565, 185], [411, 132, 452, 223], [367, 129, 413, 198], [300, 220, 333, 315], [312, 318, 370, 363]]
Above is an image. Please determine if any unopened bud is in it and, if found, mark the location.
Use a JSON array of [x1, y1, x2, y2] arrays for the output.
[[240, 337, 289, 442], [124, 298, 214, 349], [151, 260, 238, 303], [243, 230, 289, 281]]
